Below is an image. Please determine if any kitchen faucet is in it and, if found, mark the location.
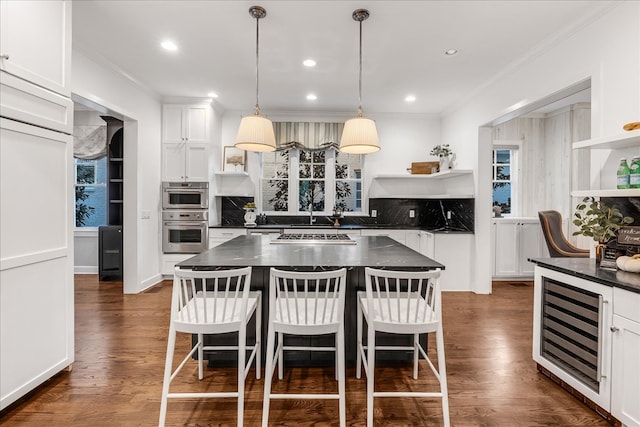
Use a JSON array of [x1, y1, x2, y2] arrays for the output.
[[309, 203, 316, 225]]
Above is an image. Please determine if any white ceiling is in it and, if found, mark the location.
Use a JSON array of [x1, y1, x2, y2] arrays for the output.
[[72, 1, 614, 116]]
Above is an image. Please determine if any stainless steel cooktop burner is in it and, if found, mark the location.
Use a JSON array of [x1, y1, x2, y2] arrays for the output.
[[270, 233, 357, 245]]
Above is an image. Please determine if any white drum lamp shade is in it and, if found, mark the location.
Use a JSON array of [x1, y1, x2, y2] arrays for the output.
[[340, 117, 380, 154], [235, 115, 276, 152]]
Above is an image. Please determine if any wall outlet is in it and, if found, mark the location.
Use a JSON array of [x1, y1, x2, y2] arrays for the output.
[[447, 210, 452, 220], [371, 210, 377, 218], [409, 209, 415, 218]]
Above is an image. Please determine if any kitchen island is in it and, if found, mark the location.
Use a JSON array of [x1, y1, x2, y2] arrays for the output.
[[177, 234, 445, 365]]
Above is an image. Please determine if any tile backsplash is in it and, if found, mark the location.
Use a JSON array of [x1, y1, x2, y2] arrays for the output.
[[221, 196, 475, 231]]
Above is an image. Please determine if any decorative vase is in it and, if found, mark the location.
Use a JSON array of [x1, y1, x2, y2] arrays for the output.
[[439, 155, 450, 171], [595, 243, 606, 263]]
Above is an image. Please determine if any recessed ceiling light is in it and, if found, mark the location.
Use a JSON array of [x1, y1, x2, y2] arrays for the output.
[[306, 93, 317, 101], [207, 92, 219, 98], [161, 40, 178, 51], [303, 59, 316, 67], [444, 49, 458, 56], [405, 95, 416, 102]]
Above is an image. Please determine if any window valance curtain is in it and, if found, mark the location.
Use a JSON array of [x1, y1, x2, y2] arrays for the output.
[[274, 122, 343, 152], [73, 125, 107, 159]]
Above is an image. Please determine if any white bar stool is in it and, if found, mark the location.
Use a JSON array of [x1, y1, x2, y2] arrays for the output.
[[159, 266, 261, 426], [356, 267, 450, 427], [262, 268, 347, 427]]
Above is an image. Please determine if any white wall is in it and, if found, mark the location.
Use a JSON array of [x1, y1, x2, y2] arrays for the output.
[[441, 2, 640, 293], [72, 49, 163, 293], [219, 110, 442, 209]]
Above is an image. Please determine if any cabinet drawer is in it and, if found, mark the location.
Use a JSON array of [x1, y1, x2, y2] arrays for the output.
[[0, 71, 72, 134], [209, 228, 246, 239], [614, 287, 640, 323]]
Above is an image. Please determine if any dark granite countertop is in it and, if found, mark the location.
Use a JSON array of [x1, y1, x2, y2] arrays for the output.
[[210, 224, 474, 234], [531, 258, 640, 294], [178, 235, 445, 270]]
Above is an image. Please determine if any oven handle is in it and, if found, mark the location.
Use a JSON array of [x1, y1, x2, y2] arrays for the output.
[[164, 188, 204, 193], [164, 221, 207, 227]]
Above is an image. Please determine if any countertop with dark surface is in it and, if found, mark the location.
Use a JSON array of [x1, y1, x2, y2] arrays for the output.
[[531, 258, 640, 294], [179, 235, 445, 270], [209, 223, 474, 234]]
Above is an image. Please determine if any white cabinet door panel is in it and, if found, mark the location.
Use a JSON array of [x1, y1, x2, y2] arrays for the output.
[[185, 143, 209, 181], [162, 143, 186, 181], [0, 119, 70, 260], [0, 0, 71, 96], [185, 105, 209, 143], [162, 105, 185, 144], [494, 221, 518, 276]]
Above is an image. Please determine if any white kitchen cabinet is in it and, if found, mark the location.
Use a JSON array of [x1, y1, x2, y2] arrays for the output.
[[0, 0, 71, 97], [161, 254, 193, 276], [419, 231, 435, 259], [610, 287, 640, 427], [433, 233, 472, 291], [361, 229, 406, 245], [209, 228, 246, 249], [405, 230, 421, 252], [162, 104, 210, 181], [492, 218, 545, 278], [0, 1, 72, 134]]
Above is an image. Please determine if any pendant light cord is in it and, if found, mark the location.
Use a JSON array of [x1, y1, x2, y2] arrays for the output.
[[357, 18, 363, 117], [254, 14, 261, 116]]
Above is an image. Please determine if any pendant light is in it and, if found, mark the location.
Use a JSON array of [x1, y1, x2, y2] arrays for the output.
[[339, 9, 380, 154], [235, 6, 276, 152]]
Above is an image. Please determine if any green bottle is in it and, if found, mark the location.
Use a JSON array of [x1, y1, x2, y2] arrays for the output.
[[617, 158, 630, 189], [630, 156, 640, 189]]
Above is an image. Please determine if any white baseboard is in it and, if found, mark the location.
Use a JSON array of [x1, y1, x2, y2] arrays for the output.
[[74, 266, 98, 274]]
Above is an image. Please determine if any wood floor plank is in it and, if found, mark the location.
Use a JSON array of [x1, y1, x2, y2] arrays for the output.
[[0, 277, 611, 426]]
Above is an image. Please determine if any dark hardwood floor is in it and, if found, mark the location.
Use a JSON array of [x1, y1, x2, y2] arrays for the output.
[[0, 276, 610, 426]]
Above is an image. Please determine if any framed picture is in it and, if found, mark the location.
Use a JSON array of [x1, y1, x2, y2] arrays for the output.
[[222, 146, 246, 172]]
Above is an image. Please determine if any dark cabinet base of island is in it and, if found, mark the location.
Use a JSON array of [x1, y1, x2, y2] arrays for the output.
[[197, 267, 426, 367]]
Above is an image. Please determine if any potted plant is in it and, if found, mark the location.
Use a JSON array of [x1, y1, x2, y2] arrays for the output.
[[572, 197, 634, 260], [430, 144, 455, 170]]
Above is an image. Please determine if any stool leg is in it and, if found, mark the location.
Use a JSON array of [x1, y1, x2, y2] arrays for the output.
[[436, 325, 450, 427], [256, 296, 262, 379], [366, 325, 375, 427], [262, 324, 276, 427], [159, 325, 176, 426], [356, 297, 363, 379], [337, 325, 346, 427], [278, 331, 284, 380], [413, 333, 419, 380], [197, 333, 204, 380], [238, 326, 247, 427]]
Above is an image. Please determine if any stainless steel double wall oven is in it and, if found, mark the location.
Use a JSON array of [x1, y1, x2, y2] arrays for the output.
[[162, 182, 209, 253]]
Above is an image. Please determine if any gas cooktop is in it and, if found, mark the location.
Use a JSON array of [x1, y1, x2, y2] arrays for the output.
[[270, 233, 357, 245]]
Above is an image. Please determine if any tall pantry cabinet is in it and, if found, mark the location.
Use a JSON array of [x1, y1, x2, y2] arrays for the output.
[[0, 0, 74, 410]]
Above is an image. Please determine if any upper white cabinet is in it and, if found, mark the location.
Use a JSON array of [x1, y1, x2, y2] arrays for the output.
[[571, 130, 640, 197], [0, 0, 72, 133], [492, 218, 545, 278], [162, 104, 210, 181], [0, 0, 71, 96]]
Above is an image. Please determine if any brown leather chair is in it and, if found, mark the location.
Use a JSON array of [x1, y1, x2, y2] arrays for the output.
[[538, 210, 590, 258]]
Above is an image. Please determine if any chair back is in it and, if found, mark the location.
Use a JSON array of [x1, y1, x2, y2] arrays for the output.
[[172, 267, 253, 334], [269, 268, 347, 332], [538, 210, 589, 258], [364, 267, 441, 326]]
